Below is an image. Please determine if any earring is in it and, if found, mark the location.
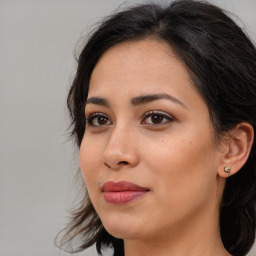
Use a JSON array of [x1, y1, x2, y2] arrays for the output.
[[224, 166, 231, 175]]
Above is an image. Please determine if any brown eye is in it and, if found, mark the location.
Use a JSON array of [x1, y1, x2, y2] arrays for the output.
[[151, 114, 164, 124], [142, 111, 174, 125], [97, 116, 108, 125], [87, 113, 112, 127]]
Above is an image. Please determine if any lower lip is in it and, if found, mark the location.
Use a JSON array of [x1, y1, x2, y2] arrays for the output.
[[103, 191, 148, 204]]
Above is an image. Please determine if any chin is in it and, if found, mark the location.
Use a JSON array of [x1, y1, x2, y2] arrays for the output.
[[105, 226, 143, 240], [100, 214, 145, 239]]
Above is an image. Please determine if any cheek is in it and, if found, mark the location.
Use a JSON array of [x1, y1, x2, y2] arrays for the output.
[[79, 136, 102, 191], [143, 128, 217, 204], [145, 129, 213, 170]]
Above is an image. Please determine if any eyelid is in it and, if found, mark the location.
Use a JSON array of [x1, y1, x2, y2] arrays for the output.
[[86, 112, 108, 119], [142, 110, 174, 118]]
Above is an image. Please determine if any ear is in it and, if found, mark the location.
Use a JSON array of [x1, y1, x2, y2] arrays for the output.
[[217, 122, 254, 178]]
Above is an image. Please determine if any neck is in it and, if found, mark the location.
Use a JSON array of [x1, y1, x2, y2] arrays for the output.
[[124, 202, 231, 256], [124, 234, 230, 256]]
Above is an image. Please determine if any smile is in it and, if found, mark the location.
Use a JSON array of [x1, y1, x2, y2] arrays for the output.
[[101, 181, 150, 204]]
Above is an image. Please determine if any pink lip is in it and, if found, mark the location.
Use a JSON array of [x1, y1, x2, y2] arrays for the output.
[[101, 181, 149, 204]]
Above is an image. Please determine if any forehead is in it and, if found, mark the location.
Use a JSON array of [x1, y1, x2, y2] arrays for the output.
[[90, 39, 189, 88], [88, 39, 203, 110]]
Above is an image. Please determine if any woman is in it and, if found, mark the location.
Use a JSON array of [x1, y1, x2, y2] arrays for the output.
[[57, 1, 256, 255]]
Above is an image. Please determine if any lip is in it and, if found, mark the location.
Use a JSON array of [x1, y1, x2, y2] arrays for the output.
[[101, 181, 149, 204]]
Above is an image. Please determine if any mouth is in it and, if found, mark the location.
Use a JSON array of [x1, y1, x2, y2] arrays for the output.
[[101, 181, 150, 204]]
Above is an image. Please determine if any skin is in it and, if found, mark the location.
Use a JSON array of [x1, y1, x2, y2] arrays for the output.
[[79, 39, 232, 256]]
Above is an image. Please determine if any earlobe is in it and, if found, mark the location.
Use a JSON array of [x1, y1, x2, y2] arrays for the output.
[[217, 122, 254, 178]]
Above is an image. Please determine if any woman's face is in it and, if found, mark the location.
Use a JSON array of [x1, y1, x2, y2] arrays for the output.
[[80, 39, 224, 241]]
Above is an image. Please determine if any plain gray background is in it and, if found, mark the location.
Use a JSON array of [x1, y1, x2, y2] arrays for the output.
[[1, 0, 256, 255]]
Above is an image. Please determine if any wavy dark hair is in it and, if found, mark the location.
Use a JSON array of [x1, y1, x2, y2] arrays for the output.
[[56, 1, 256, 256]]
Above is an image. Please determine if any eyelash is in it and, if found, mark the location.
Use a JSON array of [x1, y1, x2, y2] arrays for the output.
[[86, 110, 174, 128]]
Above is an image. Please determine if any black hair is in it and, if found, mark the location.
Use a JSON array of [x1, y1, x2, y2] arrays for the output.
[[57, 1, 256, 256]]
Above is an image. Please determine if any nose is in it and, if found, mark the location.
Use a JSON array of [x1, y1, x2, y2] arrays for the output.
[[103, 124, 139, 170]]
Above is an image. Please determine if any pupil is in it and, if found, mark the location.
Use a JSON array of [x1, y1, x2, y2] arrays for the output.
[[98, 116, 107, 125], [152, 115, 163, 123]]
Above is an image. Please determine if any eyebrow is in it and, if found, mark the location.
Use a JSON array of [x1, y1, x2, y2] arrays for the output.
[[85, 97, 110, 107], [85, 93, 187, 109], [131, 93, 187, 109]]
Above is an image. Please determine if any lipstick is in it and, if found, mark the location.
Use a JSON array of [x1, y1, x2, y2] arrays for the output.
[[101, 181, 149, 204]]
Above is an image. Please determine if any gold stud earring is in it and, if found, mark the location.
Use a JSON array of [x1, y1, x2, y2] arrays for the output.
[[224, 166, 231, 175]]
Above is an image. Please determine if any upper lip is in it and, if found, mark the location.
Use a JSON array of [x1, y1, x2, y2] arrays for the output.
[[101, 181, 149, 192]]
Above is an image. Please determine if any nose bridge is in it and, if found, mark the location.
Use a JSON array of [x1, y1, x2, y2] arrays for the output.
[[103, 119, 138, 168], [108, 121, 130, 148]]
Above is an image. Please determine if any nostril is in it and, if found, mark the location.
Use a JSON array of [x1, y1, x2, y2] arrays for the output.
[[104, 160, 129, 169], [118, 161, 129, 165]]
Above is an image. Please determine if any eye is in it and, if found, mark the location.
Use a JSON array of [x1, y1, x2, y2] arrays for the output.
[[86, 113, 112, 127], [141, 111, 174, 125]]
